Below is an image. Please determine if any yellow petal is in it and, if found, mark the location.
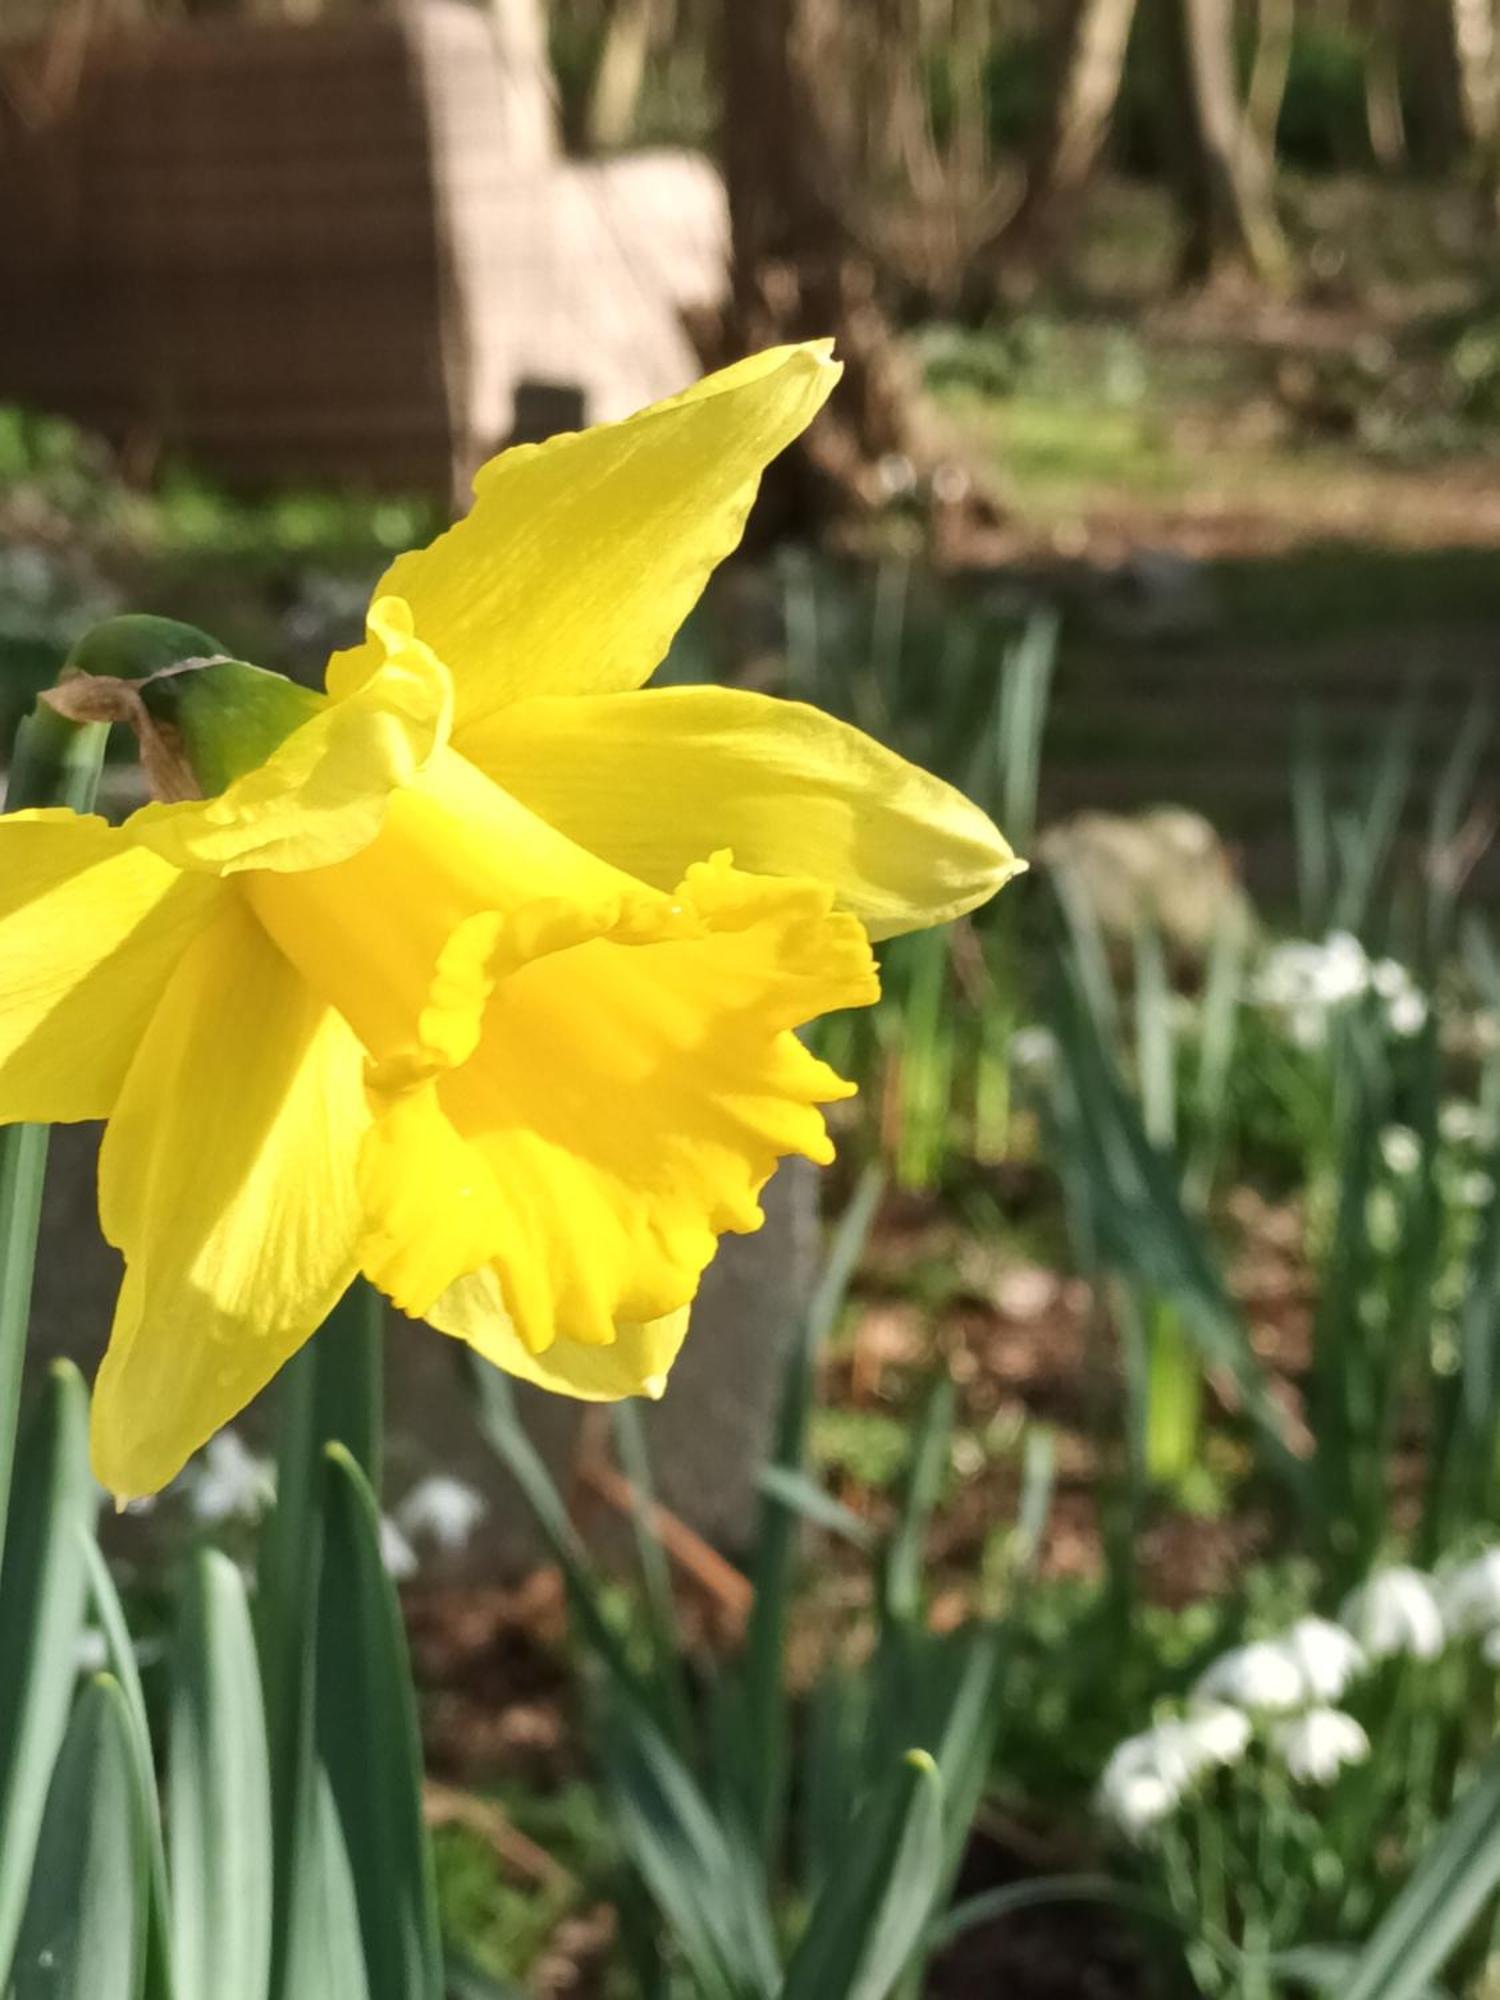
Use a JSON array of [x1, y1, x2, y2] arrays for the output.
[[389, 855, 876, 1367], [461, 684, 1024, 941], [0, 810, 219, 1123], [327, 344, 840, 728], [244, 743, 667, 1084], [356, 1079, 507, 1320], [91, 893, 368, 1499], [429, 1266, 690, 1403], [126, 597, 451, 877]]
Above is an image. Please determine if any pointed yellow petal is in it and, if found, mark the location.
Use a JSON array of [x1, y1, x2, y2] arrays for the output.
[[461, 684, 1024, 941], [429, 1266, 690, 1403], [90, 894, 368, 1499], [327, 344, 840, 727], [0, 810, 219, 1122], [387, 855, 877, 1368], [126, 597, 452, 877]]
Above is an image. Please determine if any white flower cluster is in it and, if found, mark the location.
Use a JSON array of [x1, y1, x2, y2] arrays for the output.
[[1097, 1570, 1456, 1842], [1377, 1118, 1495, 1210], [1254, 932, 1428, 1051], [169, 1434, 489, 1583]]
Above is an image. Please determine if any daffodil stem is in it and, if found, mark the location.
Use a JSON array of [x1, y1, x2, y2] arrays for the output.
[[0, 708, 108, 1556]]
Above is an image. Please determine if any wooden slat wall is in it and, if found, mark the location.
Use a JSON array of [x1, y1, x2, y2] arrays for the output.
[[0, 6, 509, 492]]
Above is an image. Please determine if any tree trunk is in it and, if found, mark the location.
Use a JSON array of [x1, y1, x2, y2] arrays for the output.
[[1448, 0, 1500, 221], [1396, 0, 1468, 168], [1359, 0, 1408, 169], [585, 0, 659, 151], [1244, 0, 1295, 165], [719, 0, 917, 533], [982, 0, 1139, 299], [1158, 0, 1290, 289]]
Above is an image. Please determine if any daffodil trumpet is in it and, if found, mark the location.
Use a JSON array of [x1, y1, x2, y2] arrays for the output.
[[0, 343, 1021, 1498]]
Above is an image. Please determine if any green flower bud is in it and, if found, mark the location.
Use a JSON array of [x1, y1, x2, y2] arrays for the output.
[[45, 615, 321, 800]]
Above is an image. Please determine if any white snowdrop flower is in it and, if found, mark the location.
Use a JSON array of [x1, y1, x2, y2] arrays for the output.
[[1370, 1185, 1407, 1252], [1098, 1726, 1196, 1839], [1318, 932, 1372, 1005], [1103, 1724, 1194, 1794], [1440, 1549, 1500, 1636], [379, 1516, 419, 1582], [1009, 1026, 1058, 1072], [1193, 1639, 1306, 1712], [1274, 1707, 1370, 1785], [1380, 1126, 1422, 1176], [1387, 987, 1429, 1038], [1458, 1171, 1496, 1210], [1179, 1702, 1253, 1770], [1440, 1101, 1485, 1147], [1370, 958, 1410, 1002], [1254, 942, 1324, 1010], [1286, 1004, 1327, 1052], [180, 1431, 275, 1526], [1253, 941, 1322, 1010], [1099, 1763, 1179, 1842], [74, 1627, 109, 1676], [1340, 1567, 1445, 1662], [395, 1475, 488, 1555], [1283, 1616, 1367, 1701]]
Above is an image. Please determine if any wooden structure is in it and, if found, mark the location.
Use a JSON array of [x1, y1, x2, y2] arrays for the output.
[[0, 2, 726, 494]]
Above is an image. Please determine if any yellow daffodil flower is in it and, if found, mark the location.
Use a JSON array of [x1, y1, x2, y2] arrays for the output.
[[0, 343, 1021, 1497]]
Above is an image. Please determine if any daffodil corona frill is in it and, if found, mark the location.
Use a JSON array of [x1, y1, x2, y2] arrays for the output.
[[0, 344, 1021, 1497]]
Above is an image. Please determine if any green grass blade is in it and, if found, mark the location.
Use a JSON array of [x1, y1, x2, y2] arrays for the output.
[[1292, 704, 1331, 936], [998, 607, 1059, 851], [603, 1709, 778, 2000], [1426, 690, 1490, 955], [610, 1401, 693, 1754], [782, 1750, 945, 2000], [0, 1362, 94, 1982], [927, 1626, 1006, 1902], [740, 1167, 884, 1858], [1184, 909, 1245, 1211], [168, 1549, 273, 2000], [1132, 923, 1176, 1154], [467, 1356, 649, 1704], [1332, 690, 1418, 939], [12, 1675, 147, 2000], [881, 1376, 955, 1627], [754, 1466, 875, 1549], [1051, 924, 1313, 1517], [1276, 1945, 1448, 1997], [1340, 1742, 1500, 2000], [797, 1665, 869, 1903], [315, 1443, 442, 2000]]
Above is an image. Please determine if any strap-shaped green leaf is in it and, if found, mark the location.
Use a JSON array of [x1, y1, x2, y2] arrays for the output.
[[1341, 1742, 1500, 2000], [12, 1675, 148, 2000], [603, 1708, 779, 2000], [168, 1549, 273, 2000], [740, 1168, 884, 1858], [277, 1768, 374, 2000], [0, 1363, 93, 1981], [782, 1749, 945, 2000], [314, 1444, 441, 2000], [258, 1281, 384, 2000], [83, 1537, 174, 2000]]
